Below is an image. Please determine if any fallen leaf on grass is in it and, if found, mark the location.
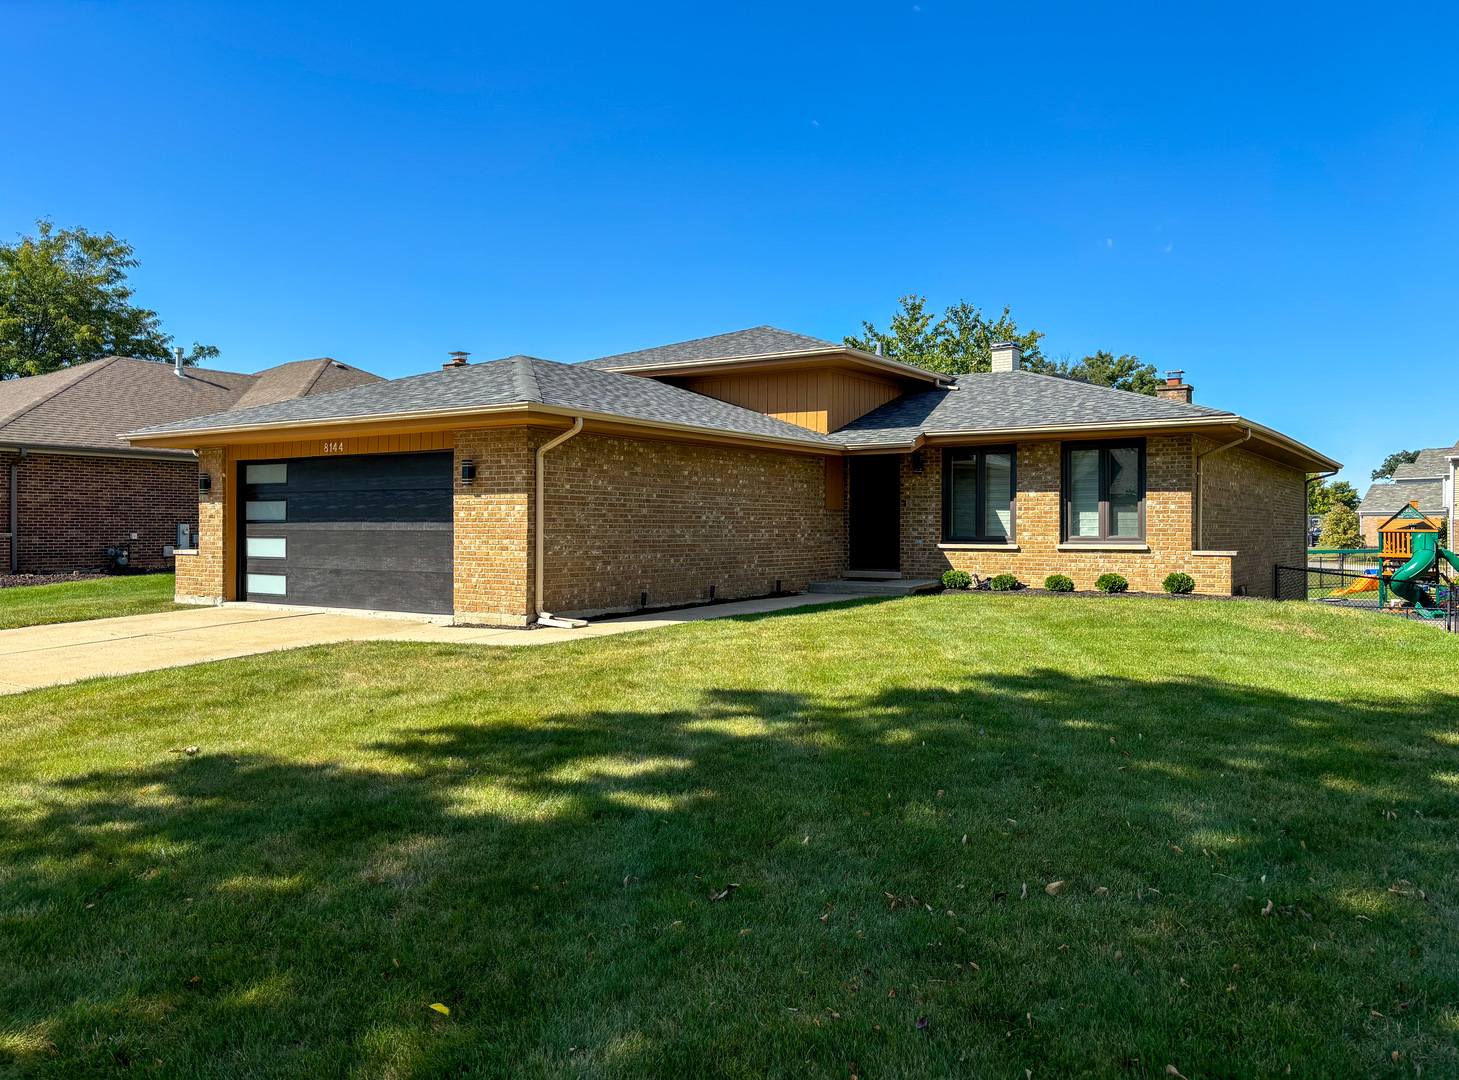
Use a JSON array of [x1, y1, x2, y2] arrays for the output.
[[710, 884, 740, 902], [1045, 881, 1064, 896], [1114, 950, 1122, 960], [916, 1016, 929, 1031], [819, 913, 830, 923], [1356, 915, 1372, 922], [1094, 887, 1108, 897], [1261, 900, 1273, 916], [1020, 883, 1027, 900], [739, 928, 751, 935], [1166, 1067, 1188, 1080], [826, 1008, 840, 1019], [429, 1003, 450, 1016], [168, 746, 200, 755], [1370, 1009, 1385, 1017], [961, 834, 968, 845]]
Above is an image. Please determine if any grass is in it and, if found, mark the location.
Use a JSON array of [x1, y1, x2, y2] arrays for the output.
[[0, 574, 183, 630], [2, 593, 1458, 1078]]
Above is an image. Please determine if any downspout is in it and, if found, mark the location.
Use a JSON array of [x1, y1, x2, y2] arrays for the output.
[[8, 458, 17, 573], [1304, 468, 1339, 545], [1194, 428, 1251, 550], [534, 417, 584, 627]]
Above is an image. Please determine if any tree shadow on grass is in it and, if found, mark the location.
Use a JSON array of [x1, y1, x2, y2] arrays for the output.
[[2, 670, 1458, 1078]]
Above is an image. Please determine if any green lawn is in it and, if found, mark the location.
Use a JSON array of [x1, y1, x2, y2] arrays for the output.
[[2, 595, 1458, 1078], [0, 574, 183, 630]]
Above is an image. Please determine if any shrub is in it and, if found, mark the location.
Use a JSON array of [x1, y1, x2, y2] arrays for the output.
[[1162, 572, 1195, 595], [1318, 504, 1363, 550], [1043, 574, 1074, 592], [988, 573, 1021, 592], [940, 569, 973, 590], [1095, 573, 1129, 594]]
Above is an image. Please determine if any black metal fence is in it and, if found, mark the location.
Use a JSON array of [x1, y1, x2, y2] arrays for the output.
[[1275, 563, 1458, 631]]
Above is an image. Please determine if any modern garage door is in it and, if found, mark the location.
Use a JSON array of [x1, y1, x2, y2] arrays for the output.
[[240, 451, 454, 614]]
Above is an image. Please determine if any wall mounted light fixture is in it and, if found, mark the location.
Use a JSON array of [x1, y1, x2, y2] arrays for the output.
[[460, 460, 476, 486], [198, 474, 211, 492]]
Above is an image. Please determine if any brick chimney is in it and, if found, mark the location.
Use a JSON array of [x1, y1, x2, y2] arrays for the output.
[[1155, 369, 1193, 404], [443, 351, 471, 370], [990, 341, 1022, 372]]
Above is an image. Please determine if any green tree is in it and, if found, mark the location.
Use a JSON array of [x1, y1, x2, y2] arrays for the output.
[[845, 295, 1046, 376], [1031, 349, 1161, 394], [1308, 476, 1360, 515], [1317, 503, 1363, 549], [1371, 450, 1421, 481], [0, 220, 217, 379], [846, 296, 1158, 393]]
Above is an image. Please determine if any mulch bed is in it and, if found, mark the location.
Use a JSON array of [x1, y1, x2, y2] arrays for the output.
[[0, 571, 114, 590], [946, 586, 1264, 602]]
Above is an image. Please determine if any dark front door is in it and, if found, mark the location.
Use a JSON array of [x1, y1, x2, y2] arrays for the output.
[[848, 454, 901, 571], [239, 451, 454, 614]]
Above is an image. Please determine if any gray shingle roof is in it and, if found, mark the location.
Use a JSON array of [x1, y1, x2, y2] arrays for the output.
[[1358, 481, 1446, 517], [835, 369, 1232, 445], [1389, 447, 1454, 481], [129, 355, 840, 447], [581, 326, 840, 370]]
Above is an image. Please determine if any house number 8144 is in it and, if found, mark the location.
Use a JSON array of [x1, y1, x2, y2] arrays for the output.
[[322, 441, 346, 453]]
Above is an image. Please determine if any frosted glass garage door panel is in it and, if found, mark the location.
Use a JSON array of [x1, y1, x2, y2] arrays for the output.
[[246, 464, 287, 484], [246, 501, 287, 521], [246, 537, 287, 558], [246, 573, 287, 595]]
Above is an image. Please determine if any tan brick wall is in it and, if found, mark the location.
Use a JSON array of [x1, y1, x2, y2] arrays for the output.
[[175, 447, 227, 603], [0, 451, 197, 573], [453, 428, 535, 626], [1360, 515, 1383, 548], [1198, 438, 1306, 597], [898, 436, 1235, 595], [540, 431, 846, 617]]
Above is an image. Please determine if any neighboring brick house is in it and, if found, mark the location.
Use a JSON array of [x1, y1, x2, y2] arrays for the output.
[[1357, 447, 1454, 547], [126, 328, 1337, 623], [0, 355, 382, 573]]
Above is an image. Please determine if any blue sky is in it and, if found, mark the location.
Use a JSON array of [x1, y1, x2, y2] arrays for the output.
[[4, 2, 1456, 487]]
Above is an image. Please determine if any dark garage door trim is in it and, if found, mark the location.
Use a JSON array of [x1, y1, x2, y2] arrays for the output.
[[237, 450, 455, 615]]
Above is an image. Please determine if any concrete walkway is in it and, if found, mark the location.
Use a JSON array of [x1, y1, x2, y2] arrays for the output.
[[0, 592, 866, 695]]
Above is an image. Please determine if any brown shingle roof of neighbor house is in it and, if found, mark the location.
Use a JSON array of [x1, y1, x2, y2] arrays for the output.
[[1358, 481, 1446, 517], [0, 355, 382, 458]]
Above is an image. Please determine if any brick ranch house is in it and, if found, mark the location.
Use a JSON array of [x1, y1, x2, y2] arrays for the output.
[[0, 354, 381, 573], [124, 327, 1339, 625]]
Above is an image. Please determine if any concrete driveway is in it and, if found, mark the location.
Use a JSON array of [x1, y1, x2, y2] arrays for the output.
[[0, 593, 864, 695]]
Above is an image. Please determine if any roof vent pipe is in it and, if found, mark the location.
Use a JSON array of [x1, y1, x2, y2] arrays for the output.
[[173, 346, 186, 377], [874, 342, 883, 357]]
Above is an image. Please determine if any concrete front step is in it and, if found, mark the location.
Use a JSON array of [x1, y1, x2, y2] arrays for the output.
[[806, 578, 940, 596]]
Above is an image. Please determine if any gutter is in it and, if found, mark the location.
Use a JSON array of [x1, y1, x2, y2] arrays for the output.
[[122, 401, 840, 456], [594, 346, 951, 386], [533, 417, 585, 628], [1195, 427, 1252, 550]]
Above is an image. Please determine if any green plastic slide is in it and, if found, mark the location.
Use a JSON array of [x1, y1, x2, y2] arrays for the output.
[[1387, 532, 1459, 618]]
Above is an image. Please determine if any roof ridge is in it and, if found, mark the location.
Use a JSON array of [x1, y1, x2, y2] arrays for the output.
[[512, 356, 543, 403], [0, 356, 120, 432], [296, 357, 334, 398]]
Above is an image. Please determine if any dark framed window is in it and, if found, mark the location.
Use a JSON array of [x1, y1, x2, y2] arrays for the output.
[[1062, 439, 1145, 542], [942, 446, 1016, 542]]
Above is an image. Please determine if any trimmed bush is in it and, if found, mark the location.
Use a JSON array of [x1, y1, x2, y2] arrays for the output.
[[1162, 572, 1195, 595], [988, 573, 1021, 592], [1095, 573, 1129, 594], [1043, 574, 1074, 592], [940, 569, 973, 590]]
